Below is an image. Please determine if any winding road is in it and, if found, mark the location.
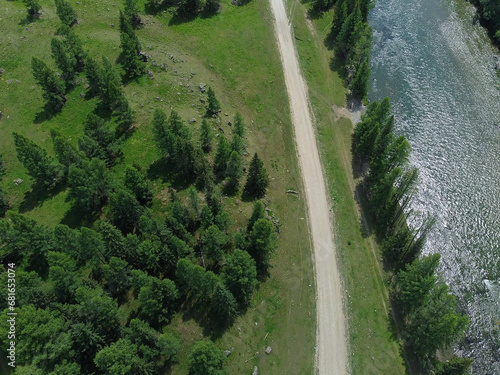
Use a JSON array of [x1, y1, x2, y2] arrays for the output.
[[268, 0, 349, 374]]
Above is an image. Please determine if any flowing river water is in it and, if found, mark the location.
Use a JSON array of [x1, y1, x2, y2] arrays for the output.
[[368, 0, 500, 373]]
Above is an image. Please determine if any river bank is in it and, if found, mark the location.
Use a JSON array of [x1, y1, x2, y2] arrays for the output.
[[369, 0, 500, 373]]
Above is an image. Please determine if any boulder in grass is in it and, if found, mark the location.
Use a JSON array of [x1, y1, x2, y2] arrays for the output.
[[265, 346, 272, 355]]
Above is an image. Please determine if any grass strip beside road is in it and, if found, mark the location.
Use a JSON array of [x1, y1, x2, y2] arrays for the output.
[[285, 2, 407, 374]]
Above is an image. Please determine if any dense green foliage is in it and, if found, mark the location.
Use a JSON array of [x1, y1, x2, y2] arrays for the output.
[[31, 57, 67, 111], [353, 98, 470, 370], [1, 6, 276, 375], [54, 0, 77, 27], [470, 0, 500, 44], [188, 340, 225, 375], [24, 0, 42, 18], [328, 0, 373, 100], [244, 153, 269, 198]]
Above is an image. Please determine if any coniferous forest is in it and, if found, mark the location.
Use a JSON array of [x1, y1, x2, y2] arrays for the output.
[[0, 1, 279, 374]]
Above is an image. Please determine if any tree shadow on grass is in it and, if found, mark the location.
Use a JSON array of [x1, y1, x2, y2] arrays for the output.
[[168, 12, 198, 26], [61, 203, 100, 228], [34, 105, 59, 124], [179, 296, 247, 340], [18, 181, 67, 213], [147, 158, 195, 191]]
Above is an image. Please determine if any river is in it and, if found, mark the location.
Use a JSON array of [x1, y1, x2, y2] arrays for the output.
[[368, 0, 500, 373]]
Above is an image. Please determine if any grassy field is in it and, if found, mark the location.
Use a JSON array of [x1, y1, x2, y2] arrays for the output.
[[0, 0, 315, 373], [284, 1, 408, 373]]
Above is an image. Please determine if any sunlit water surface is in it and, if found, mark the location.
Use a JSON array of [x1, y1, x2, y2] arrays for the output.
[[369, 0, 500, 372]]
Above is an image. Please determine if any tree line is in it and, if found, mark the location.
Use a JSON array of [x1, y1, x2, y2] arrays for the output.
[[1, 0, 273, 374], [469, 0, 500, 45], [313, 0, 373, 100], [353, 98, 472, 374]]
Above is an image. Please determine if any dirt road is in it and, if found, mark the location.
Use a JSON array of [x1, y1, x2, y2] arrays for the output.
[[268, 1, 349, 374]]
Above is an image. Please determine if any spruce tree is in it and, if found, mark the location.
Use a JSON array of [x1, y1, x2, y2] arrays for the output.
[[31, 57, 67, 111], [54, 0, 77, 27], [243, 153, 269, 199], [200, 119, 213, 153], [331, 0, 348, 41], [225, 151, 243, 194], [13, 132, 63, 187], [120, 32, 145, 79], [0, 188, 8, 217], [206, 86, 221, 117], [350, 60, 371, 100]]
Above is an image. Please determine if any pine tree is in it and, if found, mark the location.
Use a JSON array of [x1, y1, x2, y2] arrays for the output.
[[84, 56, 103, 96], [206, 86, 221, 117], [124, 165, 153, 205], [68, 158, 112, 213], [50, 129, 83, 173], [350, 58, 370, 100], [248, 218, 276, 274], [200, 119, 213, 153], [247, 200, 265, 231], [51, 37, 76, 82], [24, 0, 42, 18], [65, 30, 86, 72], [211, 283, 237, 325], [222, 249, 258, 305], [225, 151, 243, 194], [109, 187, 143, 233], [124, 0, 142, 28], [120, 28, 145, 79], [55, 0, 77, 27], [243, 153, 269, 198], [31, 57, 67, 111], [231, 112, 245, 154], [13, 132, 63, 187], [330, 0, 348, 41], [214, 136, 231, 171]]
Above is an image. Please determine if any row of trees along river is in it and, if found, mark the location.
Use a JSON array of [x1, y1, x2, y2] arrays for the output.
[[369, 0, 500, 373]]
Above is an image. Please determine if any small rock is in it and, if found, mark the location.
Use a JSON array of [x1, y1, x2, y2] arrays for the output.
[[228, 121, 232, 126], [110, 24, 115, 27], [80, 92, 85, 98], [189, 118, 197, 123], [224, 350, 231, 357], [265, 346, 272, 355], [25, 27, 29, 31], [224, 113, 228, 116], [0, 68, 5, 76], [218, 127, 224, 133], [232, 0, 238, 4], [155, 97, 160, 101], [147, 70, 155, 80], [209, 64, 213, 68], [0, 111, 3, 121], [6, 80, 13, 84], [15, 80, 20, 84], [200, 99, 205, 104], [84, 83, 90, 89], [252, 366, 259, 375], [14, 179, 24, 186]]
